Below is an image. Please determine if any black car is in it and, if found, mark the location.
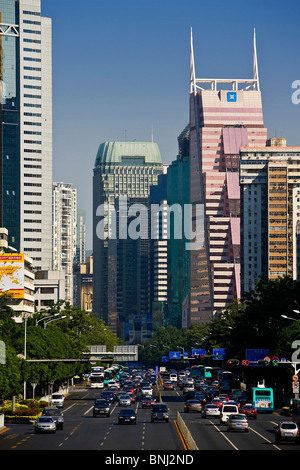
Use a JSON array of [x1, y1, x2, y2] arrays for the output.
[[101, 390, 115, 404], [151, 403, 169, 423], [93, 399, 111, 417], [42, 407, 64, 430], [118, 408, 137, 425]]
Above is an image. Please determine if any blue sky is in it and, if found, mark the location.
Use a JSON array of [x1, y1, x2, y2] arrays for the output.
[[42, 0, 300, 249]]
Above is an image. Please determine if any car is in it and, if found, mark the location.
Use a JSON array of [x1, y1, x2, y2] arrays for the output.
[[42, 407, 64, 430], [118, 394, 131, 406], [101, 390, 115, 404], [274, 421, 300, 444], [127, 391, 136, 404], [194, 392, 207, 405], [202, 404, 220, 419], [227, 400, 240, 410], [219, 393, 230, 402], [118, 408, 137, 425], [241, 404, 257, 419], [227, 414, 249, 432], [141, 386, 153, 396], [151, 403, 169, 422], [182, 383, 194, 394], [51, 393, 64, 408], [169, 373, 177, 382], [93, 399, 111, 417], [220, 404, 239, 425], [211, 398, 224, 409], [163, 380, 174, 390], [141, 395, 156, 408], [184, 399, 202, 413], [35, 416, 56, 434]]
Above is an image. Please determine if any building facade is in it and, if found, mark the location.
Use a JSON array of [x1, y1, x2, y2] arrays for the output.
[[188, 30, 267, 325], [93, 141, 163, 341], [0, 0, 52, 271], [240, 138, 300, 293], [166, 127, 190, 328], [52, 182, 77, 303]]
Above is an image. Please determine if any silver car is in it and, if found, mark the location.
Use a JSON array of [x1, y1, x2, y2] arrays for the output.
[[202, 404, 220, 418], [119, 394, 131, 406], [275, 421, 300, 444], [35, 416, 56, 434], [227, 413, 249, 432]]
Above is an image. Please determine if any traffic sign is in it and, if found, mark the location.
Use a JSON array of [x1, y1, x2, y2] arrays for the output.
[[292, 374, 299, 382], [292, 381, 299, 389], [169, 351, 181, 359]]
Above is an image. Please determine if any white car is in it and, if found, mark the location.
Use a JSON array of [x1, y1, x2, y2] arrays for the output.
[[170, 373, 177, 382], [51, 393, 64, 408], [141, 386, 153, 396], [202, 404, 220, 418], [220, 404, 239, 425]]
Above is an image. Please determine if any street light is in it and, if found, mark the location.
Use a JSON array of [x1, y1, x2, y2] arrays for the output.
[[44, 316, 66, 328], [281, 315, 299, 322]]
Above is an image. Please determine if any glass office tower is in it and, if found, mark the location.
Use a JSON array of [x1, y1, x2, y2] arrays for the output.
[[93, 141, 163, 342]]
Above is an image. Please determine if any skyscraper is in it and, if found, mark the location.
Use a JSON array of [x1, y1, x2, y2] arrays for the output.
[[93, 141, 163, 341], [189, 29, 267, 325], [0, 0, 52, 270]]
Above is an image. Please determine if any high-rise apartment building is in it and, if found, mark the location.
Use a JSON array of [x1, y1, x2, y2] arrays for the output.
[[188, 30, 267, 325], [0, 0, 52, 270], [93, 141, 163, 341], [52, 182, 77, 303], [240, 138, 300, 293]]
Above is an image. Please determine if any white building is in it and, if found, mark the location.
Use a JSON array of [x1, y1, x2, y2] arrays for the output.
[[18, 0, 53, 270], [52, 182, 77, 303]]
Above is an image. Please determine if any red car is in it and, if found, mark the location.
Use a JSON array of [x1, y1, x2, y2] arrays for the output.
[[241, 404, 257, 419], [141, 395, 155, 408], [219, 393, 230, 402], [211, 398, 224, 409]]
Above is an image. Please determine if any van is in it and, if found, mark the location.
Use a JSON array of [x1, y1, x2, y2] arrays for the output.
[[51, 393, 65, 408], [220, 404, 239, 425]]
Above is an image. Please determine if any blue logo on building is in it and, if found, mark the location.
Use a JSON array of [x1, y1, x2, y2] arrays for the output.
[[227, 91, 237, 102]]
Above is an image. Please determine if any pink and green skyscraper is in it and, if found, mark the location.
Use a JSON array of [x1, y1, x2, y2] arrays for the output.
[[188, 29, 267, 325]]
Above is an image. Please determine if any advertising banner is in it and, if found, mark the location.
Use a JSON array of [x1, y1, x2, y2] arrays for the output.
[[0, 253, 25, 299]]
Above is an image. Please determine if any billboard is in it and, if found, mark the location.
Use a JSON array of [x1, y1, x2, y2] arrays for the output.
[[0, 254, 25, 299]]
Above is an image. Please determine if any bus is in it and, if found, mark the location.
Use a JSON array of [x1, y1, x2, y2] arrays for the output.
[[90, 376, 104, 389], [90, 366, 105, 378], [252, 387, 274, 412], [204, 366, 213, 379]]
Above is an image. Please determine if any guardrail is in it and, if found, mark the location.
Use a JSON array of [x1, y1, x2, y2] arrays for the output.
[[176, 411, 199, 450]]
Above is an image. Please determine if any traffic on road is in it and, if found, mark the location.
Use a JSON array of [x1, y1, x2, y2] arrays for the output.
[[0, 363, 299, 453]]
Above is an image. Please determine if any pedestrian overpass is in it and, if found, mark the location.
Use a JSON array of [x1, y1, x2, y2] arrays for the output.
[[83, 345, 139, 363]]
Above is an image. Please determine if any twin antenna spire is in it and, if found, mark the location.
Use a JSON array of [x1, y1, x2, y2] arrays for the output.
[[190, 27, 260, 95]]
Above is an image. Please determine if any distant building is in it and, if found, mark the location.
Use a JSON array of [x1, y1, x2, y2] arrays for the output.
[[34, 270, 66, 311], [52, 182, 77, 303], [93, 141, 163, 341], [240, 138, 300, 293], [73, 254, 93, 312]]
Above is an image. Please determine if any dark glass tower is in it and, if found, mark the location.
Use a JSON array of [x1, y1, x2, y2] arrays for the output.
[[93, 141, 163, 342]]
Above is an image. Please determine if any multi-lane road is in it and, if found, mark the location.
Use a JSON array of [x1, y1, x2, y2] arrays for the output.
[[0, 382, 298, 455]]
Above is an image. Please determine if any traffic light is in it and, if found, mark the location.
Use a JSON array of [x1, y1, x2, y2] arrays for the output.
[[227, 359, 240, 366], [257, 359, 270, 366]]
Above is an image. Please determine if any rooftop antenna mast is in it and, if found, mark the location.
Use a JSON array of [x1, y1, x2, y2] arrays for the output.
[[253, 28, 260, 91], [190, 27, 196, 95]]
